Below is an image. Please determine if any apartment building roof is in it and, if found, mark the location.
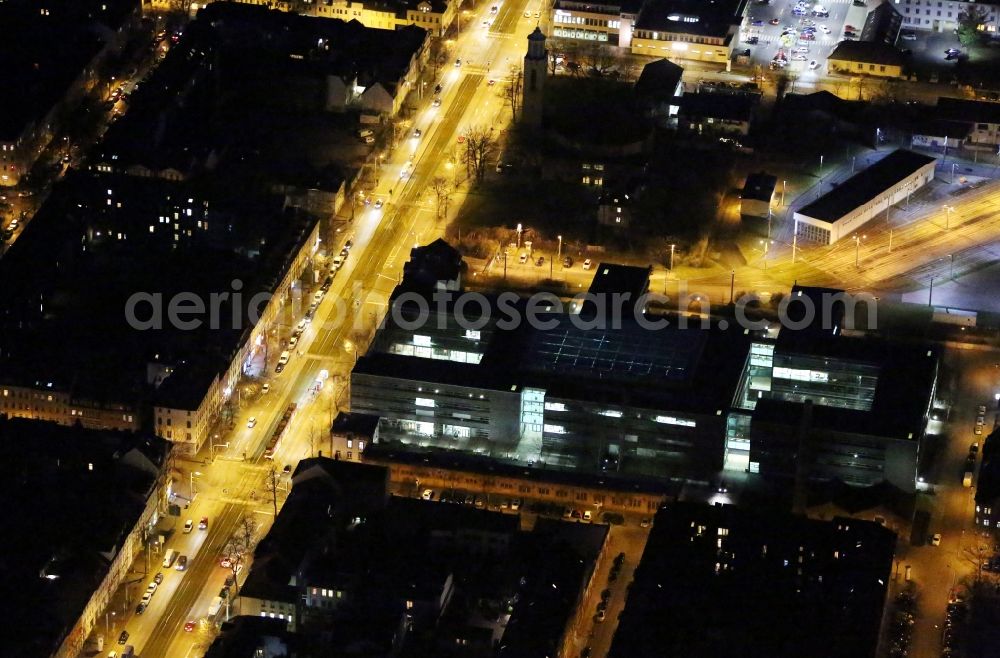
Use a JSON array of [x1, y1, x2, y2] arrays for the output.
[[609, 501, 895, 658], [97, 2, 426, 178], [0, 417, 169, 658], [634, 59, 685, 101], [0, 0, 139, 142], [796, 149, 936, 223], [0, 170, 316, 408]]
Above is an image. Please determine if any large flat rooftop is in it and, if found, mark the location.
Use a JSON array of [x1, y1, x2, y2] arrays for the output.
[[355, 293, 752, 415], [796, 149, 936, 224], [634, 0, 749, 38]]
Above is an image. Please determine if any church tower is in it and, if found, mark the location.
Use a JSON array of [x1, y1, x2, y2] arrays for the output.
[[522, 27, 547, 128]]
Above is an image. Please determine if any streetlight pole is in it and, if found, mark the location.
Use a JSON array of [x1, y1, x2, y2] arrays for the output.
[[792, 219, 798, 264], [669, 243, 675, 271], [558, 235, 563, 263], [943, 204, 954, 229], [781, 179, 787, 207], [729, 270, 735, 304], [929, 275, 935, 307], [854, 234, 865, 268]]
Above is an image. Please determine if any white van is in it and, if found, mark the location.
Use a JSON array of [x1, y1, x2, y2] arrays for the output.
[[278, 350, 290, 365], [357, 128, 374, 138], [208, 596, 223, 617], [162, 549, 178, 569]]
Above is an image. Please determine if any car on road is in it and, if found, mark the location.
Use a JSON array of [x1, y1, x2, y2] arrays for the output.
[[583, 510, 592, 521], [199, 517, 209, 530], [809, 60, 819, 69], [261, 383, 270, 394], [118, 631, 129, 645], [511, 498, 521, 510], [640, 518, 651, 528], [176, 555, 187, 571], [536, 256, 544, 266], [146, 582, 158, 595], [563, 256, 573, 268], [184, 621, 196, 632], [412, 128, 422, 139], [183, 519, 194, 533], [931, 533, 942, 546], [220, 556, 232, 568], [297, 319, 307, 332], [141, 591, 153, 605], [945, 48, 960, 56], [977, 416, 985, 426], [135, 603, 146, 615], [745, 36, 758, 44], [900, 29, 916, 40], [488, 78, 496, 86], [432, 97, 442, 107], [976, 425, 984, 435], [524, 9, 530, 16], [422, 488, 433, 500], [491, 4, 498, 12], [750, 18, 763, 25], [455, 58, 461, 67], [819, 24, 830, 33], [595, 609, 606, 622], [154, 572, 164, 584], [283, 463, 292, 474], [247, 416, 257, 429], [518, 252, 528, 264], [288, 335, 298, 349], [535, 10, 540, 16], [275, 362, 285, 374], [769, 17, 780, 24], [374, 198, 384, 209], [583, 258, 592, 270]]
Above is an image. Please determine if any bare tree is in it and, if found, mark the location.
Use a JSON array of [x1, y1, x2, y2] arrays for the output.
[[583, 42, 616, 76], [263, 465, 280, 518], [620, 55, 642, 84], [505, 65, 523, 120], [462, 125, 500, 184], [429, 176, 453, 220], [222, 516, 259, 598], [963, 542, 993, 583]]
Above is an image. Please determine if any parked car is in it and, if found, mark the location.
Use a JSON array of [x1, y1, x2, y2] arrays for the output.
[[118, 631, 129, 645], [199, 517, 209, 530], [247, 416, 257, 429], [184, 621, 196, 632], [374, 198, 384, 209], [183, 519, 194, 533], [583, 258, 592, 270], [563, 256, 573, 267], [518, 252, 528, 264], [154, 572, 164, 585], [422, 488, 433, 500], [931, 533, 942, 546]]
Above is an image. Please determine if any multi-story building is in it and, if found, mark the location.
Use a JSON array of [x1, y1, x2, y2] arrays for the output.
[[1, 417, 172, 658], [0, 168, 321, 456], [0, 0, 142, 187], [152, 0, 456, 38], [630, 0, 749, 65], [351, 263, 753, 478], [730, 286, 939, 493], [892, 0, 1000, 33], [610, 501, 896, 658], [975, 428, 1000, 532], [552, 0, 642, 45]]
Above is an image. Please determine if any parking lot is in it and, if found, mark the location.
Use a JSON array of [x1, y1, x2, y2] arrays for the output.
[[739, 0, 868, 76]]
